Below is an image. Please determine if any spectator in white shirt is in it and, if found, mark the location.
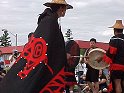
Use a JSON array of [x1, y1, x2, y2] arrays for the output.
[[76, 61, 87, 84]]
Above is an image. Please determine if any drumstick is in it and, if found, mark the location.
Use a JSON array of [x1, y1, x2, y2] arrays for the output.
[[71, 56, 89, 58]]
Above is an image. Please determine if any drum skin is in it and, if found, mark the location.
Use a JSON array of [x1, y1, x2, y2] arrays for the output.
[[88, 48, 109, 69]]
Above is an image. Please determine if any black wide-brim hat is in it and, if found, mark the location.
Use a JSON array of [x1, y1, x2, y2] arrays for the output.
[[43, 0, 73, 9]]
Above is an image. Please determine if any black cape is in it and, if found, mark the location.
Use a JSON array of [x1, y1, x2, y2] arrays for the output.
[[0, 8, 67, 93]]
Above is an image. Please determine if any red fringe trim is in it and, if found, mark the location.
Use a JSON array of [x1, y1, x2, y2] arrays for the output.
[[108, 64, 124, 92], [109, 46, 117, 54], [103, 54, 112, 64], [110, 64, 124, 71], [107, 82, 113, 92], [39, 67, 65, 93]]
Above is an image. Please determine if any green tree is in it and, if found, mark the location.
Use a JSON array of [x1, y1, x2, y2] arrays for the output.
[[0, 29, 11, 47], [65, 29, 73, 41]]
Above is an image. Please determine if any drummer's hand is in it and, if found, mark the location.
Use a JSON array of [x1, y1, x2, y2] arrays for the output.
[[84, 57, 89, 64], [66, 53, 71, 60], [84, 61, 88, 64], [95, 56, 103, 63]]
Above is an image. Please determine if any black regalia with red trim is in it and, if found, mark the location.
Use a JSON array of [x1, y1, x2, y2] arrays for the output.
[[0, 8, 67, 93], [103, 34, 124, 92]]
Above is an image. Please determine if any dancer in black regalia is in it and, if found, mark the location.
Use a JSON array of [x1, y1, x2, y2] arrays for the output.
[[103, 20, 124, 93], [0, 0, 73, 93]]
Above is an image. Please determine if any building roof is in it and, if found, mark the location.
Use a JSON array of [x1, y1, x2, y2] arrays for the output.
[[75, 40, 109, 50], [0, 46, 24, 54], [0, 40, 109, 54]]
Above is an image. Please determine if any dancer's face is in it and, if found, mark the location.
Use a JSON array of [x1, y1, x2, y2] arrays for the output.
[[59, 6, 67, 17]]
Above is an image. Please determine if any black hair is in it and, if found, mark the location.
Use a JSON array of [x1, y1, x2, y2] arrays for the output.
[[114, 28, 123, 33], [50, 4, 66, 12], [37, 4, 66, 24], [28, 32, 34, 38], [37, 8, 52, 24], [13, 50, 19, 56], [90, 38, 96, 43]]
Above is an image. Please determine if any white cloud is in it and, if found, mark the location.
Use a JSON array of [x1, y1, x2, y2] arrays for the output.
[[0, 1, 9, 4], [0, 0, 124, 45], [70, 1, 88, 8], [102, 30, 113, 36]]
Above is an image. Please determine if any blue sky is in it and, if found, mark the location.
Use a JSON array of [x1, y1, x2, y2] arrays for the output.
[[0, 0, 124, 46]]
